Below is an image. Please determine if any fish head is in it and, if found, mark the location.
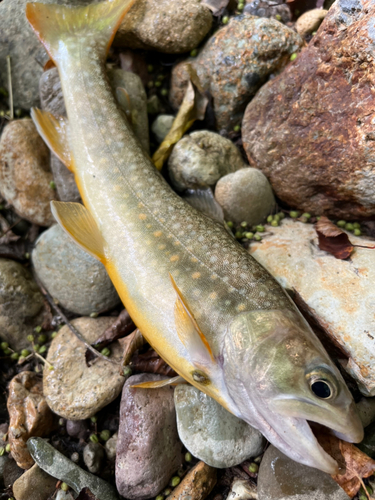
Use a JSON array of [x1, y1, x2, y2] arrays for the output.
[[223, 308, 363, 473]]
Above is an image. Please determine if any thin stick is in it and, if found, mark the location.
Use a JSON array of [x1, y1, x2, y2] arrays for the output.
[[356, 475, 370, 500], [34, 351, 54, 369], [6, 56, 13, 120]]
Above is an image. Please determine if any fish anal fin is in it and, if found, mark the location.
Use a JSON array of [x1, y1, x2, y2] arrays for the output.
[[169, 274, 215, 367], [51, 201, 105, 262], [31, 108, 74, 172], [130, 376, 186, 389]]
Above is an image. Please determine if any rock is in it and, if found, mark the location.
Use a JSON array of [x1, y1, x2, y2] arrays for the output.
[[215, 168, 275, 226], [66, 420, 89, 440], [168, 131, 245, 191], [7, 372, 54, 470], [43, 317, 125, 420], [295, 9, 328, 38], [32, 224, 120, 315], [249, 219, 375, 395], [0, 455, 9, 488], [174, 385, 265, 468], [152, 115, 175, 144], [242, 0, 375, 219], [358, 420, 375, 458], [147, 95, 163, 115], [0, 119, 57, 226], [116, 374, 183, 500], [3, 457, 24, 489], [12, 463, 57, 500], [170, 16, 302, 130], [114, 0, 212, 54], [257, 445, 350, 500], [244, 0, 291, 23], [165, 461, 217, 500], [357, 398, 375, 428], [105, 432, 118, 461], [0, 259, 45, 350], [227, 479, 258, 500], [27, 437, 119, 500], [83, 442, 105, 475]]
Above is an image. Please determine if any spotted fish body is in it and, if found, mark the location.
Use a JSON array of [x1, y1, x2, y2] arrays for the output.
[[27, 0, 363, 474]]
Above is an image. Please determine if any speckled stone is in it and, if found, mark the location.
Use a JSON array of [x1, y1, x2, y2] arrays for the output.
[[174, 385, 265, 468], [295, 9, 328, 38], [170, 15, 302, 130], [32, 224, 120, 315], [244, 0, 291, 23], [152, 114, 175, 144], [12, 464, 57, 500], [165, 461, 217, 500], [43, 317, 125, 420]]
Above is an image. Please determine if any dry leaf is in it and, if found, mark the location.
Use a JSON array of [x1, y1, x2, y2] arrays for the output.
[[315, 216, 354, 259], [131, 348, 178, 377], [76, 488, 99, 500], [152, 66, 208, 171], [201, 0, 230, 15], [119, 328, 146, 367]]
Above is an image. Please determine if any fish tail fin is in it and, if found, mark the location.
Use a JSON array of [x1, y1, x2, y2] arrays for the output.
[[25, 0, 136, 64]]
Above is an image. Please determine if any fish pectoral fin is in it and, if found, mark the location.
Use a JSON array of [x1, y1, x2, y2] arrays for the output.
[[170, 273, 215, 368], [116, 87, 133, 125], [130, 376, 186, 389], [51, 201, 105, 262], [31, 108, 74, 172], [183, 188, 225, 225]]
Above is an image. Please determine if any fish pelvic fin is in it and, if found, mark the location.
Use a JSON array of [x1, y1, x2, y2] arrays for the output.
[[31, 108, 73, 172], [130, 376, 186, 389], [51, 201, 105, 263], [25, 0, 137, 64]]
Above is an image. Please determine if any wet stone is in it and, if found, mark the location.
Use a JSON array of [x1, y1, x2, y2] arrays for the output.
[[244, 0, 292, 23], [165, 461, 217, 500], [83, 442, 105, 475], [12, 463, 57, 500], [174, 385, 265, 468], [151, 114, 175, 144]]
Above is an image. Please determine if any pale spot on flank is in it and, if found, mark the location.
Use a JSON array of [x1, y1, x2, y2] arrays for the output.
[[113, 185, 121, 192], [170, 255, 179, 262], [158, 244, 166, 250], [154, 231, 162, 237], [139, 214, 147, 220], [192, 272, 201, 279], [211, 274, 218, 280], [146, 223, 152, 229], [209, 292, 217, 300], [145, 240, 152, 245], [237, 304, 246, 312], [190, 257, 198, 263]]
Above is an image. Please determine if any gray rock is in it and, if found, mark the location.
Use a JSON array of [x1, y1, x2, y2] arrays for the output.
[[0, 455, 9, 488], [27, 437, 119, 500], [0, 259, 45, 350], [151, 114, 175, 144], [66, 420, 89, 440], [244, 0, 291, 23], [114, 0, 212, 54], [168, 131, 245, 191], [249, 219, 375, 396], [357, 398, 375, 429], [116, 374, 183, 500], [174, 385, 265, 468], [215, 168, 275, 226], [12, 463, 57, 500], [170, 16, 302, 130], [43, 317, 125, 420], [105, 432, 118, 461], [257, 445, 350, 500], [227, 479, 258, 500], [3, 457, 24, 489], [83, 442, 105, 474], [357, 420, 375, 459], [32, 224, 120, 315]]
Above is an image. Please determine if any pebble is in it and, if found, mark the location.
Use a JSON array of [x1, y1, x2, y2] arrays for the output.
[[3, 457, 24, 489], [66, 420, 89, 441], [170, 16, 302, 130], [114, 0, 212, 54], [357, 397, 375, 428], [227, 479, 258, 500], [295, 9, 328, 38], [165, 461, 217, 500], [12, 463, 57, 500], [249, 220, 375, 395], [116, 374, 183, 500], [43, 317, 125, 420], [168, 131, 245, 191], [7, 372, 54, 470], [105, 432, 118, 461], [0, 455, 9, 488], [242, 0, 375, 219], [152, 114, 175, 144], [174, 385, 265, 468], [244, 0, 291, 23], [83, 442, 105, 474], [27, 437, 119, 500], [0, 258, 45, 350], [32, 224, 120, 315], [257, 445, 350, 500], [0, 119, 57, 226], [358, 420, 375, 459], [215, 168, 275, 226]]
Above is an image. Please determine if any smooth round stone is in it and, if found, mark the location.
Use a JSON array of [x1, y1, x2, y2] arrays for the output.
[[151, 114, 174, 143], [32, 224, 120, 315], [43, 317, 125, 420], [174, 385, 265, 468]]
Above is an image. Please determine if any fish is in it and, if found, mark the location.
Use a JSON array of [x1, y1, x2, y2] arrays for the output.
[[26, 0, 363, 474]]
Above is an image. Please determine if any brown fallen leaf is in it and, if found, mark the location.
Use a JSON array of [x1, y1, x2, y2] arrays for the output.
[[118, 328, 146, 367], [131, 348, 178, 377], [152, 65, 208, 171], [315, 217, 354, 259]]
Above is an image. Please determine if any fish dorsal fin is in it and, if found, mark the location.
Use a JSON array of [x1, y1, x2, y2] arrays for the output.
[[183, 188, 225, 225], [130, 376, 186, 389], [169, 273, 215, 367], [51, 201, 105, 262], [31, 108, 74, 172]]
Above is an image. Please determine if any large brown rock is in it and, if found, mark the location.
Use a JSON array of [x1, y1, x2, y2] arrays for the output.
[[242, 0, 375, 220]]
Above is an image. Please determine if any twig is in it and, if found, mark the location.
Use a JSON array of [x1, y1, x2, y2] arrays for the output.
[[34, 351, 54, 370], [6, 56, 13, 120], [356, 475, 370, 500]]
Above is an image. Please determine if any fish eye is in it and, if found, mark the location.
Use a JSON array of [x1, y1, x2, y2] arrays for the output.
[[310, 380, 332, 399]]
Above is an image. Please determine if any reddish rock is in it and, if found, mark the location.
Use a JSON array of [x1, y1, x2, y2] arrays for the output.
[[242, 0, 375, 219]]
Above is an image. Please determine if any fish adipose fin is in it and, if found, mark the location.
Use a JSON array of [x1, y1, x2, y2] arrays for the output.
[[30, 108, 73, 171], [51, 201, 105, 262], [170, 273, 215, 367], [130, 376, 186, 389], [26, 0, 137, 64]]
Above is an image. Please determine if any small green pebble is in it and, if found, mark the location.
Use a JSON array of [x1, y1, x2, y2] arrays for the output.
[[155, 496, 164, 500], [226, 221, 233, 228], [358, 494, 367, 500], [233, 124, 241, 133], [3, 348, 11, 356], [185, 452, 192, 462], [336, 220, 346, 227], [222, 15, 229, 24], [245, 232, 254, 239], [170, 477, 180, 488], [255, 225, 265, 232], [33, 344, 40, 352], [345, 223, 354, 231], [60, 483, 69, 492], [89, 434, 99, 443], [49, 181, 56, 190], [248, 462, 259, 473], [160, 88, 168, 96], [10, 352, 19, 361], [0, 447, 4, 456], [90, 416, 97, 423], [155, 81, 162, 88], [353, 222, 361, 229], [34, 325, 42, 333], [354, 228, 362, 236], [301, 213, 311, 219], [123, 366, 132, 377], [163, 489, 172, 496], [275, 14, 282, 20], [240, 221, 247, 227], [277, 212, 285, 220], [190, 49, 198, 57], [267, 215, 273, 223], [26, 334, 34, 342], [237, 2, 244, 10], [1, 342, 9, 350], [37, 334, 47, 344], [316, 216, 321, 220], [311, 31, 317, 35], [290, 211, 299, 218], [18, 356, 26, 363], [21, 349, 30, 357], [24, 252, 30, 259], [5, 444, 11, 453], [147, 65, 154, 73], [101, 347, 111, 357], [35, 366, 40, 373], [51, 331, 58, 338], [147, 81, 154, 89], [100, 430, 111, 441], [271, 220, 279, 227], [15, 109, 22, 118], [90, 311, 99, 318], [290, 53, 297, 61], [39, 345, 47, 354], [157, 74, 164, 81], [235, 231, 243, 239], [254, 234, 262, 241], [59, 418, 65, 426]]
